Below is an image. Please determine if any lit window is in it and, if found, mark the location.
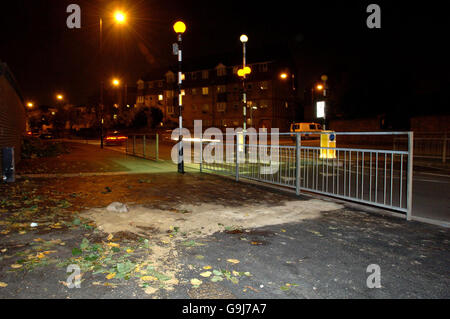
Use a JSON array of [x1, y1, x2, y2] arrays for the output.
[[192, 88, 197, 95], [217, 85, 226, 93], [202, 87, 209, 95], [158, 95, 163, 101], [202, 104, 209, 113], [113, 114, 118, 119], [165, 90, 174, 98], [168, 106, 174, 114], [217, 67, 226, 76], [260, 81, 268, 90], [216, 102, 226, 112]]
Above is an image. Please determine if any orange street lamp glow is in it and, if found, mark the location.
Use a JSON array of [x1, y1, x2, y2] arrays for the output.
[[27, 102, 34, 108], [112, 79, 120, 86], [173, 21, 186, 34], [280, 73, 288, 79], [238, 66, 252, 77], [56, 94, 63, 100], [114, 11, 126, 24], [240, 34, 248, 43], [316, 84, 324, 90]]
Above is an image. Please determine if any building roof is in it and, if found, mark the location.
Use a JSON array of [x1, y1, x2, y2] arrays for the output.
[[140, 45, 294, 81]]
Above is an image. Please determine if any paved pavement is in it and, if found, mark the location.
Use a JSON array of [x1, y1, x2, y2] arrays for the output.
[[70, 139, 450, 225], [0, 142, 447, 299]]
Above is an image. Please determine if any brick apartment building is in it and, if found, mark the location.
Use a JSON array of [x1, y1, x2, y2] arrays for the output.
[[136, 51, 297, 132], [0, 60, 26, 169]]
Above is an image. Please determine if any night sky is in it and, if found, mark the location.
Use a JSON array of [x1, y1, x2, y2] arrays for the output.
[[0, 0, 448, 120]]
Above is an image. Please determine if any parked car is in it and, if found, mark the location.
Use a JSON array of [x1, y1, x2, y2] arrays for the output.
[[39, 132, 54, 139], [105, 131, 128, 146]]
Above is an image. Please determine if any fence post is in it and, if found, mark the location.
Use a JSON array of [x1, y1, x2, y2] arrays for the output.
[[155, 133, 159, 160], [133, 135, 136, 155], [199, 138, 203, 173], [443, 132, 447, 164], [296, 133, 301, 195], [143, 135, 146, 159], [235, 134, 239, 182], [407, 131, 414, 221]]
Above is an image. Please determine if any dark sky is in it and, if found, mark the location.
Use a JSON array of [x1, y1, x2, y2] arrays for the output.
[[0, 0, 448, 116]]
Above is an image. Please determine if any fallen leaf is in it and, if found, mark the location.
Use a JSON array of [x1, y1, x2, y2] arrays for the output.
[[107, 242, 120, 248], [211, 276, 223, 282], [11, 264, 22, 269], [195, 255, 204, 260], [0, 282, 7, 288], [106, 272, 116, 280], [190, 278, 202, 286], [203, 266, 212, 270], [227, 259, 240, 264], [107, 234, 114, 241], [199, 271, 212, 278], [141, 276, 158, 281], [144, 287, 158, 295]]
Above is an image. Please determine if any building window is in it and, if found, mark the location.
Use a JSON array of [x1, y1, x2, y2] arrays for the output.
[[158, 94, 163, 101], [202, 104, 209, 113], [158, 81, 163, 87], [259, 100, 269, 108], [191, 72, 197, 80], [167, 106, 174, 114], [216, 102, 226, 112], [165, 90, 174, 98], [148, 82, 154, 88], [166, 73, 175, 83], [260, 81, 268, 90], [202, 87, 209, 95], [137, 96, 144, 103], [217, 85, 226, 93], [217, 67, 226, 76], [192, 104, 198, 111], [202, 70, 209, 79], [192, 88, 198, 95], [260, 63, 268, 72]]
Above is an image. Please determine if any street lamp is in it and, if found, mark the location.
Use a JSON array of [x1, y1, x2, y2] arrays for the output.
[[173, 20, 186, 174], [56, 94, 64, 101], [112, 78, 120, 86], [99, 11, 127, 149], [240, 34, 248, 131], [27, 102, 34, 108]]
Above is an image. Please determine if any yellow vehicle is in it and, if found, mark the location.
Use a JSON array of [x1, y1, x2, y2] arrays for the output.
[[290, 122, 323, 139]]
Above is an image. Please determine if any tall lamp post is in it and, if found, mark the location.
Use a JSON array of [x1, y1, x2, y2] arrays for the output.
[[99, 10, 127, 149], [173, 21, 186, 174], [240, 34, 248, 131]]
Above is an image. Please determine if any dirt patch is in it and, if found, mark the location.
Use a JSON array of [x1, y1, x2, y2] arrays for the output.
[[81, 199, 342, 239]]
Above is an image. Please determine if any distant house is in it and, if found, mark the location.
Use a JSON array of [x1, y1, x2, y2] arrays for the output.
[[0, 60, 26, 170]]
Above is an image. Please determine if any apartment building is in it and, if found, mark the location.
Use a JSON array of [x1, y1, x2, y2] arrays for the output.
[[136, 51, 297, 131]]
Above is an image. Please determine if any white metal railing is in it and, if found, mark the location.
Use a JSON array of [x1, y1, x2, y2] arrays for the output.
[[190, 131, 414, 220]]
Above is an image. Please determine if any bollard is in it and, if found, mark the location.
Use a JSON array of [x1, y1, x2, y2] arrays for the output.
[[1, 147, 15, 183]]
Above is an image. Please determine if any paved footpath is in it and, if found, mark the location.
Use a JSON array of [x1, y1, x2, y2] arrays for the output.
[[0, 143, 448, 299]]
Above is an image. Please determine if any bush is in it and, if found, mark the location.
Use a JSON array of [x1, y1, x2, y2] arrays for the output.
[[21, 137, 68, 159]]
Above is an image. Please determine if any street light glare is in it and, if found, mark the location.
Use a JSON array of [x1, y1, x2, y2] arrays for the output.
[[316, 84, 324, 90], [240, 34, 248, 43], [56, 94, 63, 100], [173, 21, 186, 34], [280, 73, 288, 79], [114, 11, 126, 24], [27, 102, 33, 108], [112, 79, 120, 86]]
